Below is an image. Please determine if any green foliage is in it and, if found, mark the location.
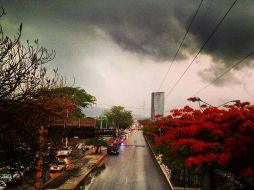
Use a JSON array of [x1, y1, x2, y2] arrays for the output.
[[0, 10, 96, 187], [36, 87, 96, 118], [105, 106, 133, 129], [86, 138, 108, 147], [95, 119, 107, 128], [86, 138, 108, 154]]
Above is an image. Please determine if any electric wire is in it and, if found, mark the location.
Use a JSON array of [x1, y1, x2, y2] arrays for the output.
[[173, 49, 254, 109], [165, 0, 238, 99], [157, 0, 204, 91]]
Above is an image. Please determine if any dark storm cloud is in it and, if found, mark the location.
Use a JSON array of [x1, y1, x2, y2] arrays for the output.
[[179, 0, 254, 66], [2, 0, 254, 67]]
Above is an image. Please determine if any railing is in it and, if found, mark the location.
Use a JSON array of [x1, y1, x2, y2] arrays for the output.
[[170, 169, 246, 190], [171, 169, 202, 189]]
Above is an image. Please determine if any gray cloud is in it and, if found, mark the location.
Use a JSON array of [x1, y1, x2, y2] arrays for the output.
[[2, 0, 254, 75], [182, 0, 254, 65], [198, 63, 242, 86]]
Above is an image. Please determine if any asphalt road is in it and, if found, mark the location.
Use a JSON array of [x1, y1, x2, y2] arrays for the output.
[[85, 130, 170, 190]]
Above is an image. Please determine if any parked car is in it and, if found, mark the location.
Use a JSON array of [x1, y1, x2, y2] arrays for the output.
[[85, 145, 93, 150], [50, 160, 66, 172], [76, 143, 84, 149], [0, 181, 7, 190], [56, 147, 72, 157], [107, 145, 119, 155], [0, 169, 23, 184]]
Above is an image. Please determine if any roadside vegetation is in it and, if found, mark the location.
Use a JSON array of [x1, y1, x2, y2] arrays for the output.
[[86, 138, 108, 154], [105, 106, 133, 129], [0, 7, 96, 187], [144, 99, 254, 189]]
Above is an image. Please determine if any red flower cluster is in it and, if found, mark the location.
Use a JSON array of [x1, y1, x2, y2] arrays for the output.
[[23, 97, 75, 119], [187, 97, 200, 102], [145, 101, 254, 177], [155, 114, 163, 119], [240, 167, 254, 177]]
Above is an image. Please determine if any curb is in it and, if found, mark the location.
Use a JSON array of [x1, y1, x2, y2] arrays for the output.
[[44, 154, 106, 190], [72, 154, 106, 190], [43, 154, 87, 189], [144, 135, 174, 190], [43, 171, 69, 189]]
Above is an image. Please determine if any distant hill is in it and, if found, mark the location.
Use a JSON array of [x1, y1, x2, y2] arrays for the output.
[[82, 106, 148, 119]]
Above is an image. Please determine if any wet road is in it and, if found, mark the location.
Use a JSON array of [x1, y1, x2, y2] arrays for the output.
[[85, 130, 170, 190]]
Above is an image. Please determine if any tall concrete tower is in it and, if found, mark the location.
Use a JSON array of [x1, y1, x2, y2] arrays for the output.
[[151, 92, 164, 120]]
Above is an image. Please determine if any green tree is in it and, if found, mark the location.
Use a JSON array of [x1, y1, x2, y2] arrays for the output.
[[86, 138, 108, 154], [105, 106, 133, 129], [34, 87, 96, 118], [0, 9, 96, 188]]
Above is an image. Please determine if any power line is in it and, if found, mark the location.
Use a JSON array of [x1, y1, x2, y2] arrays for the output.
[[191, 50, 254, 97], [158, 0, 204, 91], [165, 0, 239, 99], [173, 49, 254, 109]]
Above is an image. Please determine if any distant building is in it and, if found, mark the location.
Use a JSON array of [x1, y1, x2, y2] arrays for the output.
[[151, 92, 164, 120]]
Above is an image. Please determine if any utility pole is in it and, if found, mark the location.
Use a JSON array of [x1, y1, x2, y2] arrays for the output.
[[100, 111, 105, 129], [65, 109, 68, 147], [100, 115, 103, 129], [143, 101, 146, 116]]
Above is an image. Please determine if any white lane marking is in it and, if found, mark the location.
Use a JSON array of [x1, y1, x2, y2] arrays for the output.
[[126, 176, 128, 184]]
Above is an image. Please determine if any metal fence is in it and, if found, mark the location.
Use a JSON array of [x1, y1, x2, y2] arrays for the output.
[[171, 168, 202, 189], [170, 169, 247, 190]]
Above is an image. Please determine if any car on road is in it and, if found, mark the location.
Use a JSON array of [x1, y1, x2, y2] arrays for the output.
[[113, 138, 123, 145], [107, 145, 119, 155], [56, 147, 72, 157], [120, 134, 126, 140], [0, 181, 7, 190], [50, 160, 66, 172]]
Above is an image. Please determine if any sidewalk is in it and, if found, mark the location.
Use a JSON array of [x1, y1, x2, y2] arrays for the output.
[[144, 135, 201, 190], [44, 153, 106, 190], [144, 135, 174, 190]]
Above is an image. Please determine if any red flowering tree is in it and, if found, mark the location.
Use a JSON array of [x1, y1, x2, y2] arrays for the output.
[[144, 101, 254, 187], [0, 10, 96, 187]]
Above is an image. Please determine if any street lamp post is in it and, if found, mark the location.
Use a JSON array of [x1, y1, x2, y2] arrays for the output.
[[65, 109, 68, 147], [193, 97, 213, 111], [216, 100, 240, 108], [188, 97, 240, 111], [100, 115, 103, 129]]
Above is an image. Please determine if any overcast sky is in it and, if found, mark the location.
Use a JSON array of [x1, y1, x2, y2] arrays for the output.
[[1, 0, 254, 117]]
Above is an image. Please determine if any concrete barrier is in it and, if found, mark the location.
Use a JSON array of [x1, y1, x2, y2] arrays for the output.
[[72, 154, 106, 190], [44, 154, 106, 190]]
